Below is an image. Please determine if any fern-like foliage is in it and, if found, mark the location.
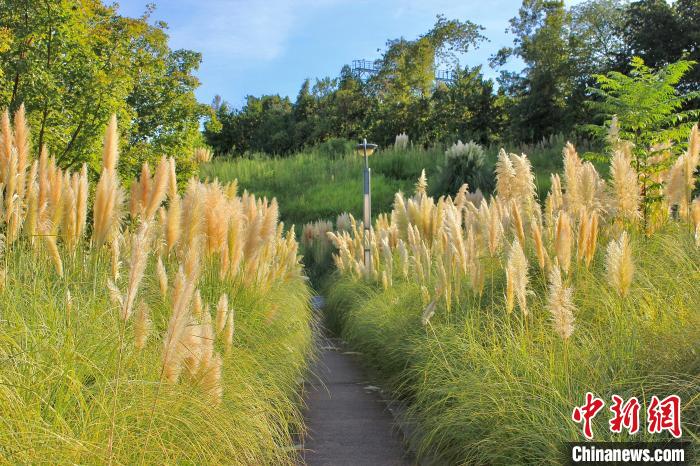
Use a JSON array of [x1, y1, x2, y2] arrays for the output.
[[586, 57, 700, 225]]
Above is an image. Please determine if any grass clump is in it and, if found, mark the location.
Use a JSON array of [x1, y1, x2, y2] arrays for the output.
[[324, 129, 700, 464], [0, 108, 313, 464], [436, 140, 493, 196]]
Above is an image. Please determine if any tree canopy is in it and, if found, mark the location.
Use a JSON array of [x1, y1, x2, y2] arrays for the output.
[[204, 1, 698, 156], [0, 1, 205, 175]]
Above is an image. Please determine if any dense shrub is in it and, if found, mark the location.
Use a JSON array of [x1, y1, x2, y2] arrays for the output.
[[435, 140, 494, 196]]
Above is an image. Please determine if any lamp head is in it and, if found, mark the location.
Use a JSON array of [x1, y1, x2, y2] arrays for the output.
[[355, 142, 378, 157]]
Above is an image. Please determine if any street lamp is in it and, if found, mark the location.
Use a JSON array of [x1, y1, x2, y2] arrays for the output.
[[355, 139, 378, 272]]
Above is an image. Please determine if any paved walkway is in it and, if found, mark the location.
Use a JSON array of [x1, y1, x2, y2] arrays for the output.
[[301, 331, 414, 466]]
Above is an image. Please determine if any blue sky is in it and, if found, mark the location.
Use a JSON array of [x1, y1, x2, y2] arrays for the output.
[[117, 0, 584, 108]]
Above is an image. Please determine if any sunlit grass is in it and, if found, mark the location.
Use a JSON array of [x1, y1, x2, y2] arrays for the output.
[[0, 242, 313, 464], [0, 109, 315, 464], [325, 224, 699, 464]]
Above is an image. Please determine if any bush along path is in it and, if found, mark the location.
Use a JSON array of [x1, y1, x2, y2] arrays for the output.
[[322, 138, 700, 464], [302, 297, 413, 466], [0, 111, 314, 464]]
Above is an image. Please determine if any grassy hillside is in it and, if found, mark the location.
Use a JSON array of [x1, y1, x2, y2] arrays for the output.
[[201, 147, 442, 227], [200, 135, 590, 229]]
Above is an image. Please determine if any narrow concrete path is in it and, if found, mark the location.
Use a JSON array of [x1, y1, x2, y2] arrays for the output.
[[301, 329, 414, 466]]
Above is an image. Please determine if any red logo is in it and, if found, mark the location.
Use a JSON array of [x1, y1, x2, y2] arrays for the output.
[[573, 393, 682, 439], [647, 395, 682, 438], [572, 392, 606, 439], [609, 395, 641, 434]]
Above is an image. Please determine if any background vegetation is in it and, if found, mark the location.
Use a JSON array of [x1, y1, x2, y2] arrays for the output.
[[201, 134, 594, 228], [204, 0, 700, 155]]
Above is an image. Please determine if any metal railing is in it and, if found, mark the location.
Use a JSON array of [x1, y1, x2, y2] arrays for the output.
[[351, 59, 456, 83]]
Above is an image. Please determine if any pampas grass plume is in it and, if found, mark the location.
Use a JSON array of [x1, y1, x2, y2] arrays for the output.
[[13, 104, 29, 201], [547, 264, 575, 340], [157, 255, 168, 297], [134, 301, 152, 350], [509, 153, 536, 211], [511, 200, 525, 246], [692, 198, 700, 245], [144, 156, 169, 220], [532, 220, 547, 271], [224, 309, 234, 352], [606, 231, 634, 297], [44, 233, 63, 277], [122, 222, 151, 320], [610, 150, 640, 221], [555, 212, 572, 275], [111, 234, 121, 281], [93, 115, 124, 248], [488, 202, 503, 256], [162, 266, 197, 383], [415, 169, 428, 197], [585, 212, 598, 267], [107, 279, 123, 309], [215, 293, 228, 334], [576, 211, 589, 263], [505, 239, 529, 316], [495, 149, 515, 201], [505, 268, 515, 313], [166, 193, 182, 252], [193, 289, 203, 318]]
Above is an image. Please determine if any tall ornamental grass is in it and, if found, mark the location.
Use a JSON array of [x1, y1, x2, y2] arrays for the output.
[[0, 107, 313, 464], [325, 128, 700, 464]]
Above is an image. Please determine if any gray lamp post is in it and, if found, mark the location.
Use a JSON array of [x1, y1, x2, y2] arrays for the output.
[[355, 139, 378, 272]]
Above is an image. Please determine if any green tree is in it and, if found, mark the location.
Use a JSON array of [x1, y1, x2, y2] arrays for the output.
[[424, 67, 505, 145], [323, 67, 372, 140], [124, 33, 206, 174], [587, 57, 700, 225], [203, 97, 229, 151], [494, 0, 573, 141], [623, 1, 682, 67], [374, 37, 436, 103], [569, 0, 627, 71], [208, 94, 294, 155], [0, 27, 11, 88], [622, 0, 700, 92], [292, 79, 318, 149], [567, 0, 629, 125], [0, 1, 203, 175], [366, 17, 486, 146]]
